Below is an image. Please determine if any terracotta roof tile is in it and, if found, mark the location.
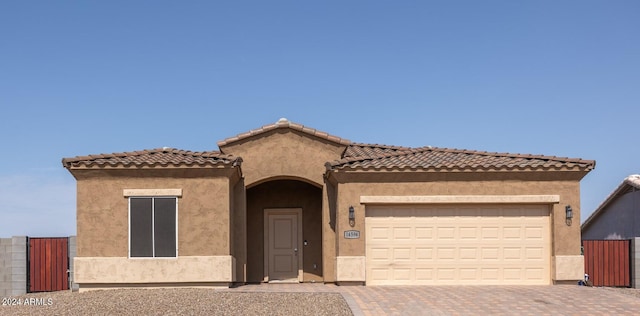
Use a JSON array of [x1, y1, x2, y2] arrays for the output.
[[217, 118, 352, 147], [331, 145, 596, 172], [62, 147, 239, 169], [343, 143, 412, 158]]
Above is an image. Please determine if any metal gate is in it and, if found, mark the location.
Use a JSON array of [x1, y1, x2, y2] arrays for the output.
[[582, 239, 630, 287], [28, 237, 69, 292]]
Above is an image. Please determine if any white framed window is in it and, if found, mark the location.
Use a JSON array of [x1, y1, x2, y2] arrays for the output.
[[128, 197, 178, 258]]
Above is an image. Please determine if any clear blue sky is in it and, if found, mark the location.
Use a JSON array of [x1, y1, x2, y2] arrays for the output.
[[1, 1, 638, 237]]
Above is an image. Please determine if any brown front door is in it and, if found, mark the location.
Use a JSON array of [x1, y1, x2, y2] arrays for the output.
[[264, 208, 302, 282]]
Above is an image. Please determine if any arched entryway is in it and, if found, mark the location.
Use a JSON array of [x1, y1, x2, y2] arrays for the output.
[[246, 179, 323, 283]]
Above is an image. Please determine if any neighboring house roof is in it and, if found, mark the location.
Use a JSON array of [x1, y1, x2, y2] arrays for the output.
[[62, 147, 240, 169], [218, 117, 352, 147], [328, 146, 596, 172], [581, 174, 640, 230]]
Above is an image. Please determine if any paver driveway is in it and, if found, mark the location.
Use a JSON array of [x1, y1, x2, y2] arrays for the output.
[[228, 283, 640, 315]]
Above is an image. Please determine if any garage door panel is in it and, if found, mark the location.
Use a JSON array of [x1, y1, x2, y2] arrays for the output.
[[393, 248, 412, 260], [393, 227, 412, 239], [459, 247, 478, 260], [503, 227, 521, 239], [525, 227, 544, 239], [504, 247, 521, 260], [370, 268, 389, 281], [437, 268, 456, 280], [416, 248, 434, 260], [437, 247, 456, 260], [370, 247, 391, 261], [460, 268, 478, 280], [370, 227, 390, 240], [416, 268, 433, 280], [526, 268, 545, 280], [481, 268, 499, 279], [437, 227, 456, 239], [482, 247, 499, 260], [366, 205, 550, 285], [415, 228, 434, 240], [504, 268, 522, 280], [459, 227, 479, 239], [526, 247, 544, 260], [481, 227, 500, 239], [394, 269, 411, 281]]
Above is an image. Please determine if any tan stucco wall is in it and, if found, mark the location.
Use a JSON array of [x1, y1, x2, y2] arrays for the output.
[[232, 178, 247, 283], [220, 129, 345, 187], [322, 180, 338, 283], [326, 173, 584, 282], [74, 169, 236, 258], [246, 180, 323, 283]]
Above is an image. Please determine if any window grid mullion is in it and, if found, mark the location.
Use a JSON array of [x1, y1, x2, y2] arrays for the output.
[[151, 197, 155, 257]]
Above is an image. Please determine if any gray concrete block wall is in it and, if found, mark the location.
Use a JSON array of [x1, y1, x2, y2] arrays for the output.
[[0, 238, 11, 296], [0, 237, 26, 296], [10, 236, 26, 296], [68, 236, 78, 291], [633, 238, 640, 289]]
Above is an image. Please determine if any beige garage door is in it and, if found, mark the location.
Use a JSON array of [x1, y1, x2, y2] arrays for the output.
[[365, 205, 550, 285]]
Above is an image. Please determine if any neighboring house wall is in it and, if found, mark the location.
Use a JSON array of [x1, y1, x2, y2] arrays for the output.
[[582, 190, 640, 240]]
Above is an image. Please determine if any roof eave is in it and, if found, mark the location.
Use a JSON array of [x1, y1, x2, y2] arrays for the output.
[[327, 166, 595, 173], [65, 163, 236, 170]]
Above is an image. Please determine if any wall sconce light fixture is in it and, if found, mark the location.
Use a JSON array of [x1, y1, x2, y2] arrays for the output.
[[565, 205, 573, 226], [348, 206, 355, 227]]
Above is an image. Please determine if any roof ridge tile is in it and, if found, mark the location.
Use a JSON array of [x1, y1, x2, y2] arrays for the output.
[[217, 118, 351, 147]]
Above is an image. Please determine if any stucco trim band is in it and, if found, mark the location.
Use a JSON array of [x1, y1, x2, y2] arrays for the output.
[[360, 195, 560, 205], [74, 256, 234, 284], [336, 256, 365, 282], [77, 282, 231, 292], [553, 255, 585, 281], [123, 189, 183, 197]]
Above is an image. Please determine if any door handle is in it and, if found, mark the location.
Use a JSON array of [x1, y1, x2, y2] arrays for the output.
[[294, 248, 298, 255]]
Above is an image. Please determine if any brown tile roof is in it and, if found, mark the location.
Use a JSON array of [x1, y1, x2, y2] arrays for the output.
[[62, 147, 239, 169], [217, 118, 352, 147], [330, 145, 596, 172], [343, 143, 411, 158], [61, 121, 595, 173]]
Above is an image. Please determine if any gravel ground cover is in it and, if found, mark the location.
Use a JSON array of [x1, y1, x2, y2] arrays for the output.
[[0, 288, 353, 316]]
